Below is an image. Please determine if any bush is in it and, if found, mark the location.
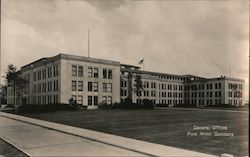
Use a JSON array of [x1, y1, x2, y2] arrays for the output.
[[18, 103, 79, 113], [205, 104, 237, 108], [174, 103, 197, 108], [98, 104, 113, 110], [155, 104, 169, 107], [112, 98, 154, 110], [142, 99, 154, 109]]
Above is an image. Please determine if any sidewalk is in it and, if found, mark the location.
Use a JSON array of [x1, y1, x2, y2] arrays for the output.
[[0, 112, 217, 157]]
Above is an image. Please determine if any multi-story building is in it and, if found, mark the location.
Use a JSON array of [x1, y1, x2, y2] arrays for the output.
[[8, 54, 120, 109], [120, 65, 245, 107], [7, 53, 245, 108]]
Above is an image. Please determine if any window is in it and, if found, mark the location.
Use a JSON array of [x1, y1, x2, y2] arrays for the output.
[[33, 72, 36, 81], [94, 96, 98, 105], [94, 68, 98, 78], [103, 83, 107, 92], [102, 96, 107, 104], [72, 81, 77, 91], [72, 66, 77, 76], [93, 82, 98, 92], [88, 67, 92, 78], [72, 95, 76, 103], [107, 83, 112, 93], [48, 67, 52, 78], [88, 82, 93, 92], [108, 70, 112, 79], [78, 66, 83, 77], [107, 96, 112, 105], [103, 69, 107, 79], [77, 95, 83, 105], [33, 84, 37, 93], [121, 80, 127, 88], [78, 81, 83, 91], [54, 65, 58, 77], [42, 69, 46, 79], [38, 71, 41, 80], [88, 96, 92, 105]]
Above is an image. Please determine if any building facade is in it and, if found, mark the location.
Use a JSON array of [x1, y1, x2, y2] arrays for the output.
[[7, 53, 245, 108], [120, 65, 245, 107]]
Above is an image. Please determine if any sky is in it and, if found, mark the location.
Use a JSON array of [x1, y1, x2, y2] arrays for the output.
[[1, 0, 249, 101]]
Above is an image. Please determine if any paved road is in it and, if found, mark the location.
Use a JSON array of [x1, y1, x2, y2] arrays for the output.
[[0, 112, 217, 157]]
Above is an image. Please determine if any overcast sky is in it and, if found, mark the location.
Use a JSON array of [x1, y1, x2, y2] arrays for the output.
[[1, 0, 249, 101]]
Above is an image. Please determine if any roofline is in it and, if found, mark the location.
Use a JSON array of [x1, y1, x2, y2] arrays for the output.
[[21, 53, 121, 71], [121, 68, 184, 78]]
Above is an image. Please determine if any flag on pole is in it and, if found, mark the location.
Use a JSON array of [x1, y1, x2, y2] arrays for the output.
[[138, 59, 144, 64]]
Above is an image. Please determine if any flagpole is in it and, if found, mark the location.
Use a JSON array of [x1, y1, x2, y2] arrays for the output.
[[88, 29, 90, 58]]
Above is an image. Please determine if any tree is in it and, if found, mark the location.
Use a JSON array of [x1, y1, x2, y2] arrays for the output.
[[134, 74, 143, 104], [3, 64, 29, 108], [0, 85, 7, 105]]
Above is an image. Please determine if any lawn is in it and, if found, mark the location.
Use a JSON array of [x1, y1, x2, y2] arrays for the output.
[[23, 108, 248, 156], [0, 137, 28, 157]]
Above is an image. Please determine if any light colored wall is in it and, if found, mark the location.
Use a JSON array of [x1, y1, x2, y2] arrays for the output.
[[60, 59, 120, 109]]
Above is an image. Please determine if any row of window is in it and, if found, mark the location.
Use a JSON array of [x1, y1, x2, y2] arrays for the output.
[[32, 65, 59, 81], [72, 65, 113, 79], [228, 83, 243, 90], [71, 95, 113, 106], [184, 91, 222, 98], [185, 83, 222, 91], [31, 80, 59, 94], [184, 99, 221, 106], [26, 95, 59, 105], [228, 99, 242, 106], [159, 84, 183, 91], [228, 91, 242, 98], [72, 81, 112, 93], [156, 99, 183, 105]]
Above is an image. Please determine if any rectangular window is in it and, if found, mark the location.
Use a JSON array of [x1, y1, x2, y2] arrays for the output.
[[88, 67, 93, 78], [88, 96, 92, 105], [107, 96, 112, 105], [72, 81, 77, 91], [107, 83, 112, 93], [93, 82, 98, 92], [78, 66, 83, 77], [93, 68, 98, 78], [88, 82, 93, 92], [72, 95, 76, 103], [78, 81, 83, 91], [102, 96, 107, 104], [72, 65, 77, 76], [94, 96, 98, 105], [108, 70, 112, 79], [103, 83, 107, 92], [42, 69, 46, 79], [218, 83, 221, 89], [77, 95, 83, 105], [103, 69, 107, 79], [33, 72, 36, 81]]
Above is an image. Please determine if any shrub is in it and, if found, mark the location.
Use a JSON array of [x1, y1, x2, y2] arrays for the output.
[[98, 104, 112, 110], [155, 104, 169, 107], [142, 99, 154, 109], [112, 98, 154, 110], [205, 104, 237, 108], [18, 103, 79, 113], [174, 103, 197, 108]]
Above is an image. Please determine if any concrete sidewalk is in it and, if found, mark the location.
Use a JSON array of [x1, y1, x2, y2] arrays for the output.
[[0, 112, 217, 157]]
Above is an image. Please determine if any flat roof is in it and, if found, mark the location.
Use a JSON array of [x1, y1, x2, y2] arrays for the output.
[[21, 53, 120, 71]]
